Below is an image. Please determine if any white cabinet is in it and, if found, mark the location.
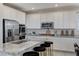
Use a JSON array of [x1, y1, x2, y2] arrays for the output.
[[40, 12, 64, 28], [40, 12, 55, 23], [14, 10, 25, 24], [63, 11, 71, 28], [40, 13, 47, 22], [63, 11, 76, 28], [40, 11, 76, 29], [26, 15, 30, 28], [56, 38, 74, 51], [46, 12, 55, 22], [53, 12, 64, 28], [26, 11, 76, 29], [26, 14, 40, 28], [27, 36, 75, 52], [3, 5, 25, 24], [46, 37, 74, 52]]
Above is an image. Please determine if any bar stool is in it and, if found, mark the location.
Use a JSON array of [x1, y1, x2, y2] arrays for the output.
[[74, 43, 78, 47], [40, 43, 50, 56], [44, 41, 53, 56], [33, 46, 46, 56], [23, 51, 39, 56], [75, 48, 79, 56], [74, 43, 79, 56]]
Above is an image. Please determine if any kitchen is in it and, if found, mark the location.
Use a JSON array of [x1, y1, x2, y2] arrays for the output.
[[0, 3, 79, 56]]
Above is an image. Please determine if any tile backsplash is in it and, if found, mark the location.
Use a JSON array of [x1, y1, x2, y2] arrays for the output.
[[26, 28, 79, 37]]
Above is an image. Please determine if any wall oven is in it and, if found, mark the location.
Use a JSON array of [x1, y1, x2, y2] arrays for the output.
[[19, 24, 26, 39]]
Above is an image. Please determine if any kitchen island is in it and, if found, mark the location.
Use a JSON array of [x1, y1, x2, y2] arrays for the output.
[[26, 35, 78, 53], [0, 40, 43, 56]]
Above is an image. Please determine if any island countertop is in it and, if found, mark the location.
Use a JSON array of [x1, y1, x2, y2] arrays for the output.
[[1, 40, 43, 56]]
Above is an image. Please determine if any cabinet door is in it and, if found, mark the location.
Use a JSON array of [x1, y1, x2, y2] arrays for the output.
[[40, 13, 47, 22], [51, 37, 74, 51], [26, 14, 31, 28], [54, 12, 64, 28], [3, 6, 25, 24], [63, 11, 70, 28], [46, 12, 55, 22], [26, 14, 40, 29], [63, 11, 76, 28], [14, 10, 25, 24], [40, 12, 55, 22]]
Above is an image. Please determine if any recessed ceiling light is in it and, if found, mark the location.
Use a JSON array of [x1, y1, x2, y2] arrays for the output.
[[55, 4, 58, 7], [32, 8, 35, 10]]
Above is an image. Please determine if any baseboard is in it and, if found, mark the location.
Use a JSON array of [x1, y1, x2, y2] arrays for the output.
[[53, 49, 75, 53]]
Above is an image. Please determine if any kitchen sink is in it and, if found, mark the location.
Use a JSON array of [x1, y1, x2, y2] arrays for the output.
[[12, 40, 27, 44]]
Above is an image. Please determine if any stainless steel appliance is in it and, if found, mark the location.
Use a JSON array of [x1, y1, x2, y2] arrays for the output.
[[3, 19, 19, 43], [19, 24, 26, 39], [41, 22, 54, 29]]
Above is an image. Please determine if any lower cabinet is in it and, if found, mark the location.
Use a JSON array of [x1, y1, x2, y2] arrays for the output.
[[53, 37, 74, 52], [27, 36, 75, 52]]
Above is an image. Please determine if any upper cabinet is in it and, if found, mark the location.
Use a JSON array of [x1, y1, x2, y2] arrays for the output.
[[63, 11, 76, 29], [40, 13, 47, 22], [26, 13, 40, 28], [53, 12, 64, 28], [40, 12, 54, 22], [40, 12, 64, 28], [3, 5, 26, 24], [26, 10, 76, 29]]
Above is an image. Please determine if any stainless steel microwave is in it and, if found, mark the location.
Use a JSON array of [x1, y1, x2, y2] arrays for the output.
[[41, 22, 54, 29]]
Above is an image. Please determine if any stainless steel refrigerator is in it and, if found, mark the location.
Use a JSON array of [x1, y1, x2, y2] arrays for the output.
[[3, 19, 19, 43]]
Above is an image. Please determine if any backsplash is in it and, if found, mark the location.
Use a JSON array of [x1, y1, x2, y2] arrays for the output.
[[26, 28, 78, 37]]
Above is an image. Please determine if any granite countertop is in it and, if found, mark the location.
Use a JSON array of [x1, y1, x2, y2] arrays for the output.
[[1, 40, 42, 55]]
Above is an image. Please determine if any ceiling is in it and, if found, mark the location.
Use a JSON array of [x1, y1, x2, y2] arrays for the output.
[[3, 3, 79, 13]]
